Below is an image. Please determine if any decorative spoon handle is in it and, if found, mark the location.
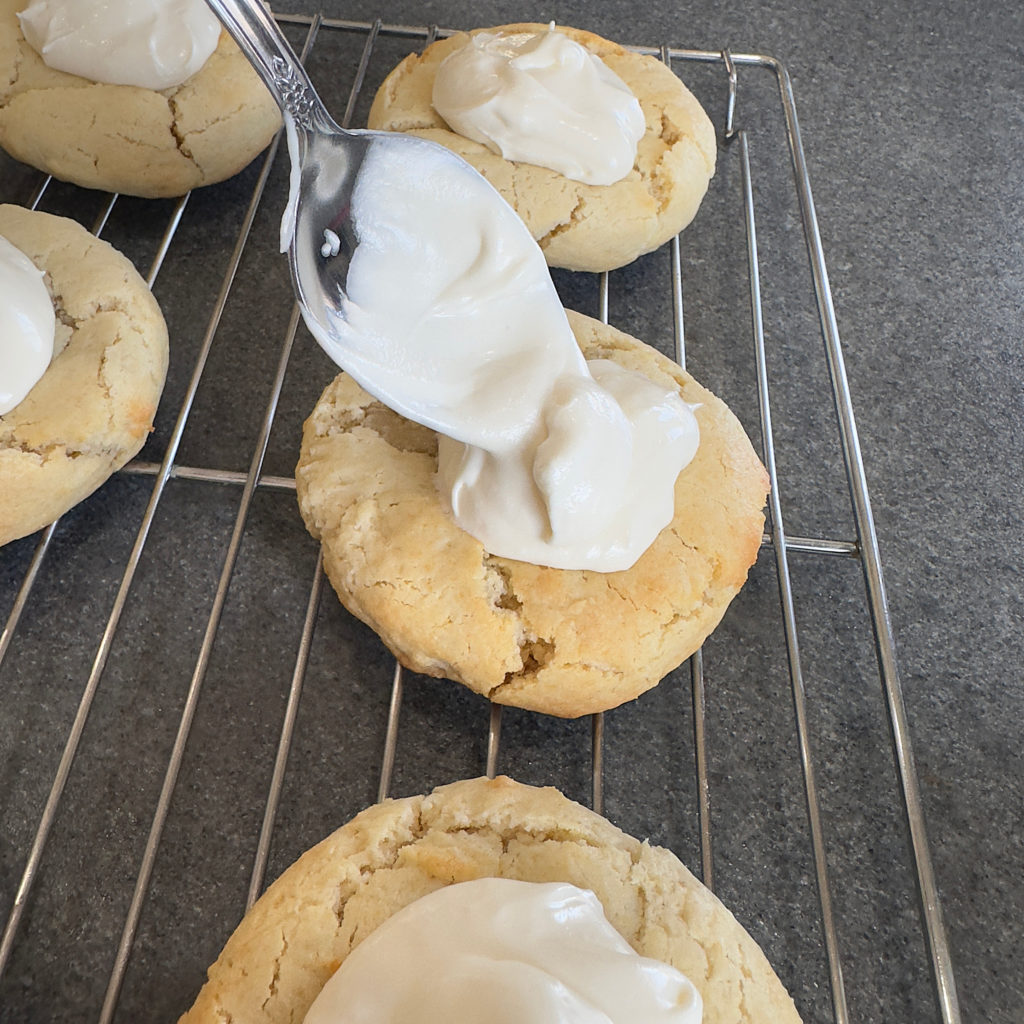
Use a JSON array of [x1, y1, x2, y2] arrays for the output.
[[204, 0, 329, 131]]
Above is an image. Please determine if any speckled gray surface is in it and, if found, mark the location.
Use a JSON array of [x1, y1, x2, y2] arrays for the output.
[[0, 2, 1021, 1022]]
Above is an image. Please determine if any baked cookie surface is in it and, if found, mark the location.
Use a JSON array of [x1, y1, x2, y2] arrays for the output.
[[296, 311, 768, 718], [0, 204, 168, 546], [367, 23, 717, 272], [0, 0, 280, 197], [180, 776, 802, 1024]]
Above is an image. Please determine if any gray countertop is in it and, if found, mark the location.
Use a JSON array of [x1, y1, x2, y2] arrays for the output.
[[0, 2, 1020, 1022]]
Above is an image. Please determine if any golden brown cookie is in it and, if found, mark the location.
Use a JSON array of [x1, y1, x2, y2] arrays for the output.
[[367, 24, 716, 272], [0, 0, 280, 197], [180, 776, 802, 1024], [0, 204, 168, 546], [296, 311, 767, 718]]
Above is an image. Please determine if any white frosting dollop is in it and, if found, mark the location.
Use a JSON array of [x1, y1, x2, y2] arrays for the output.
[[432, 25, 645, 186], [0, 235, 55, 416], [293, 133, 698, 572], [303, 879, 703, 1024], [18, 0, 221, 91], [436, 360, 699, 570]]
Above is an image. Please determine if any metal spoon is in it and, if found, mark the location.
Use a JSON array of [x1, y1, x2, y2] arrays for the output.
[[204, 1, 576, 446]]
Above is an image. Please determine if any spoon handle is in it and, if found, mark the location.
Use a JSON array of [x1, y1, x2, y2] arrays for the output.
[[205, 0, 329, 131]]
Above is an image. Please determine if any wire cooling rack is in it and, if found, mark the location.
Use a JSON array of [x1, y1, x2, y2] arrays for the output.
[[0, 14, 960, 1024]]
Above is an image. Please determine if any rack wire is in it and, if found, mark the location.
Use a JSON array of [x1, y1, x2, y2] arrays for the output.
[[0, 14, 959, 1024]]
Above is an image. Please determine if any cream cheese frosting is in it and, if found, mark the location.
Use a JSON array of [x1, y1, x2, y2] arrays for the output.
[[431, 25, 646, 186], [287, 130, 699, 572], [302, 878, 703, 1024], [18, 0, 221, 91], [0, 234, 55, 416]]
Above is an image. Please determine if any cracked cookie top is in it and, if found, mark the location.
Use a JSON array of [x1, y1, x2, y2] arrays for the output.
[[295, 310, 768, 718], [367, 24, 717, 273], [179, 776, 802, 1024], [0, 204, 168, 545], [0, 0, 280, 197]]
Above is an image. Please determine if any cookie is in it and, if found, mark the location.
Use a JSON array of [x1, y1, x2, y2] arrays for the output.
[[296, 310, 768, 718], [367, 24, 716, 272], [0, 0, 280, 197], [180, 776, 802, 1024], [0, 204, 168, 546]]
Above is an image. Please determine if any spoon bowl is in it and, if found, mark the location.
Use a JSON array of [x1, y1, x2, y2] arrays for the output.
[[205, 2, 446, 354]]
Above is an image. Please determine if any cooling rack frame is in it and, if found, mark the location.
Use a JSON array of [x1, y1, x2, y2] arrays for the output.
[[0, 14, 960, 1024]]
